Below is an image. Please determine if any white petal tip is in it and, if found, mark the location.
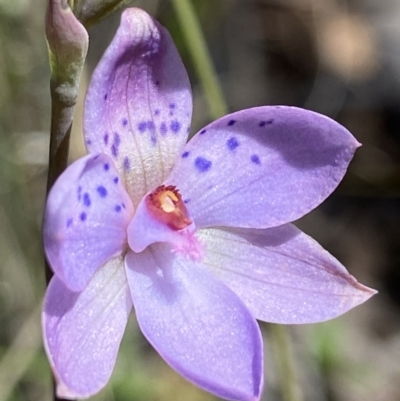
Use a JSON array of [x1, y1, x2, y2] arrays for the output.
[[56, 378, 82, 400]]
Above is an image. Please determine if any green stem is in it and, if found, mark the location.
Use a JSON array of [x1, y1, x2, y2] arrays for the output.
[[45, 92, 75, 288], [47, 35, 76, 401], [47, 92, 74, 193], [45, 1, 88, 399], [171, 0, 228, 119], [269, 324, 303, 401]]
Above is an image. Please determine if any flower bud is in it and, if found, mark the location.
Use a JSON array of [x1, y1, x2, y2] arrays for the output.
[[46, 0, 88, 102]]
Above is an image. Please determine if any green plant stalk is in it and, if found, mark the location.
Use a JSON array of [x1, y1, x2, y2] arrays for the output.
[[171, 0, 228, 120], [270, 324, 303, 401], [45, 1, 88, 399], [46, 43, 79, 401]]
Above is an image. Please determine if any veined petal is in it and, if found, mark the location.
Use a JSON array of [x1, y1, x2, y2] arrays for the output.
[[84, 8, 192, 206], [43, 153, 133, 291], [199, 225, 376, 324], [125, 246, 263, 401], [42, 256, 131, 399], [166, 106, 359, 229]]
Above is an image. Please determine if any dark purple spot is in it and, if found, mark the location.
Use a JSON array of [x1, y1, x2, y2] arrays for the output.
[[115, 205, 122, 212], [83, 193, 91, 207], [111, 133, 121, 157], [122, 118, 128, 127], [104, 163, 109, 171], [80, 212, 87, 221], [160, 122, 168, 135], [97, 186, 108, 197], [122, 203, 126, 209], [147, 121, 155, 131], [155, 80, 160, 86], [228, 120, 236, 126], [123, 157, 130, 171], [227, 137, 239, 150], [195, 157, 212, 172], [154, 109, 160, 116], [104, 133, 109, 145], [169, 103, 176, 109], [77, 186, 82, 201], [113, 176, 119, 184], [113, 133, 120, 146], [93, 155, 100, 160], [170, 120, 181, 133], [104, 94, 108, 100], [200, 129, 207, 135], [251, 154, 261, 165], [184, 199, 190, 204], [151, 134, 157, 145], [66, 218, 73, 227], [138, 121, 147, 133], [259, 119, 273, 127], [182, 151, 190, 158], [86, 139, 92, 145]]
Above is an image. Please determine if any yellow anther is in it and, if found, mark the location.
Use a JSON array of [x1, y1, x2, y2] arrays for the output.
[[160, 194, 176, 213]]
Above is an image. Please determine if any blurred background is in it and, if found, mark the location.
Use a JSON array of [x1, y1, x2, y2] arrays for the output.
[[0, 0, 399, 400]]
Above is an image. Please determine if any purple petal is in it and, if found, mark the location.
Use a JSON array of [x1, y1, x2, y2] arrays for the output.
[[84, 8, 192, 206], [43, 153, 133, 291], [198, 225, 376, 324], [166, 106, 360, 229], [125, 246, 263, 401], [42, 256, 131, 399]]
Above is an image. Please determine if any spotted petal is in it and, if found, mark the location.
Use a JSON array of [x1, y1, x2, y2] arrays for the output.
[[43, 153, 133, 291], [166, 106, 359, 229], [198, 225, 376, 324], [84, 8, 192, 206], [125, 245, 263, 401], [43, 256, 131, 399]]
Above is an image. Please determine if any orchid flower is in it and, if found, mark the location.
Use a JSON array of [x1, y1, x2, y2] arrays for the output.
[[42, 8, 376, 401]]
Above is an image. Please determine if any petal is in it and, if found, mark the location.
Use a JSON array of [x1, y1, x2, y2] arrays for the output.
[[198, 225, 376, 324], [42, 256, 131, 399], [125, 246, 263, 401], [84, 8, 192, 206], [166, 106, 359, 229], [43, 153, 133, 291]]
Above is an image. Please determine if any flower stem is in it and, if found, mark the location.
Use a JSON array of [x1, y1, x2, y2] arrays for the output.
[[269, 324, 303, 401], [171, 0, 228, 119], [45, 1, 88, 399], [46, 64, 78, 401]]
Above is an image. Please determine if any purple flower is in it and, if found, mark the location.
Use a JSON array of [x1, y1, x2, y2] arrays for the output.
[[42, 8, 376, 401]]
